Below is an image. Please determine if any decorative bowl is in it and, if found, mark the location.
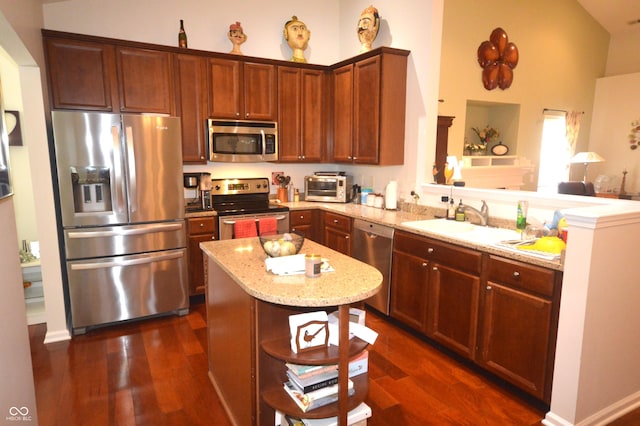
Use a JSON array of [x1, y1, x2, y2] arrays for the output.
[[259, 232, 304, 257]]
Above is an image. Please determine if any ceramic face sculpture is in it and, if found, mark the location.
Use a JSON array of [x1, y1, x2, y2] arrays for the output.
[[357, 5, 380, 53], [284, 15, 310, 63], [228, 21, 247, 55]]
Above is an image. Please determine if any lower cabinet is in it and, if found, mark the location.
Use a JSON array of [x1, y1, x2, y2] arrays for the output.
[[187, 216, 218, 296], [477, 255, 562, 403], [290, 209, 320, 242], [390, 230, 561, 403], [323, 211, 352, 256], [390, 231, 481, 358]]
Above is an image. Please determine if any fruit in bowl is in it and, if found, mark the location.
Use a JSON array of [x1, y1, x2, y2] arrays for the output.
[[259, 232, 304, 257]]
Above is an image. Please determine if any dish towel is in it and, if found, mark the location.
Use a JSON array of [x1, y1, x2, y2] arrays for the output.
[[234, 219, 258, 238], [258, 217, 278, 236]]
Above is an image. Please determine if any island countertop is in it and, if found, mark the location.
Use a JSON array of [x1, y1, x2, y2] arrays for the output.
[[200, 237, 383, 307]]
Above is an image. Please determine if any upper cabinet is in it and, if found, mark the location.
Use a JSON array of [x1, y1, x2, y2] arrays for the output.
[[174, 54, 208, 163], [44, 36, 120, 111], [331, 48, 409, 165], [277, 66, 326, 162], [115, 47, 174, 114], [208, 58, 276, 121], [44, 31, 174, 115]]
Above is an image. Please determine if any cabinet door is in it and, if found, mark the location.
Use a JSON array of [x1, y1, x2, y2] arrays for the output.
[[116, 47, 174, 114], [243, 62, 276, 121], [324, 227, 351, 256], [332, 64, 354, 163], [44, 37, 119, 111], [428, 263, 480, 359], [175, 54, 208, 163], [208, 58, 242, 119], [352, 55, 381, 164], [188, 234, 215, 295], [478, 282, 552, 401], [299, 69, 325, 162], [277, 67, 302, 161], [390, 250, 429, 332]]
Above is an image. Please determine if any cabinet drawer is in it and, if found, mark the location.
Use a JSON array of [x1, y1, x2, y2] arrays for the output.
[[324, 212, 351, 232], [393, 231, 481, 274], [188, 217, 216, 235], [290, 209, 313, 226], [487, 255, 556, 297]]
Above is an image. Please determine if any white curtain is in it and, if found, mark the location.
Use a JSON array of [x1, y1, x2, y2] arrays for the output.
[[565, 111, 582, 155]]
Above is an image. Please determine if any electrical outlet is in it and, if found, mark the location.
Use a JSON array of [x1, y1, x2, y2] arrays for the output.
[[271, 172, 283, 185]]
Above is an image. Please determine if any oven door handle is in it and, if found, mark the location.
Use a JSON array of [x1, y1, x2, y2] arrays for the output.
[[221, 215, 287, 225]]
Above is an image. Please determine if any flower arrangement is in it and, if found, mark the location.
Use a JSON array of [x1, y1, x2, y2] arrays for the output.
[[466, 126, 499, 153]]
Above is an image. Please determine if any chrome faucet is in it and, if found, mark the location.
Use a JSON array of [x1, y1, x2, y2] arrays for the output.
[[463, 200, 489, 226]]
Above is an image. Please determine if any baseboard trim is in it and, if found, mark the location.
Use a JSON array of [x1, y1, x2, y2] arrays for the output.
[[44, 328, 71, 344], [543, 390, 640, 426]]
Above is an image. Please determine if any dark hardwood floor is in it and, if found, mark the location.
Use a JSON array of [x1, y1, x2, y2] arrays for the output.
[[29, 301, 638, 425]]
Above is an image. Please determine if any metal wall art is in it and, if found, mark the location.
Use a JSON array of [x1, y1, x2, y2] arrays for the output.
[[477, 27, 519, 90]]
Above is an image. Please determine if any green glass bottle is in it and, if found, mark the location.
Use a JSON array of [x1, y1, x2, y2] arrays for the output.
[[178, 19, 188, 48]]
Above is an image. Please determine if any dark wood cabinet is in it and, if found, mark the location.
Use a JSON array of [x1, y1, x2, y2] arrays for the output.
[[277, 67, 326, 162], [116, 47, 174, 114], [289, 209, 320, 242], [208, 58, 276, 121], [390, 230, 481, 359], [43, 36, 119, 111], [478, 255, 562, 403], [187, 217, 218, 296], [331, 48, 409, 165], [174, 54, 208, 163], [323, 212, 352, 256]]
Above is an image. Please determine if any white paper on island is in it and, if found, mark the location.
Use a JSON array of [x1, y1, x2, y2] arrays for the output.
[[327, 321, 378, 346]]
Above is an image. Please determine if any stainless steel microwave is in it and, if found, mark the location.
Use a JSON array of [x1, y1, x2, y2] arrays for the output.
[[304, 174, 354, 203], [207, 119, 278, 162]]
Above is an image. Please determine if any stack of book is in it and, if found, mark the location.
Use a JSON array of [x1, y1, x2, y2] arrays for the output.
[[281, 402, 372, 426], [282, 350, 369, 413]]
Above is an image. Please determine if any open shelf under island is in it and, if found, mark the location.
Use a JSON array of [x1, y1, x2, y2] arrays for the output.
[[200, 237, 382, 426]]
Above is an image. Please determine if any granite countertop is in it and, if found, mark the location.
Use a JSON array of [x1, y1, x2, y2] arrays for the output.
[[200, 237, 383, 307], [189, 201, 564, 271]]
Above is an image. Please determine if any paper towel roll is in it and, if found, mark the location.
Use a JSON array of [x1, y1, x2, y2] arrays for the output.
[[385, 180, 397, 210]]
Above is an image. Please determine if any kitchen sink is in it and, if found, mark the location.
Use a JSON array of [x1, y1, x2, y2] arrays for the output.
[[400, 218, 521, 244]]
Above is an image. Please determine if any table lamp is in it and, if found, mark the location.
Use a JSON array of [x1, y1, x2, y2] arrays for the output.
[[570, 151, 605, 182]]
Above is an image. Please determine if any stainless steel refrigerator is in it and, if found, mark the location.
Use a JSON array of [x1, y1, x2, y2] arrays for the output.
[[52, 111, 188, 334]]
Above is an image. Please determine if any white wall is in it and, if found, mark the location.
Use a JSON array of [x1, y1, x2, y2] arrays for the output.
[[589, 73, 640, 194]]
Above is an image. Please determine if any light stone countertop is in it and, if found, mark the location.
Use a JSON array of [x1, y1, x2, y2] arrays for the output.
[[200, 237, 383, 307], [189, 200, 564, 271]]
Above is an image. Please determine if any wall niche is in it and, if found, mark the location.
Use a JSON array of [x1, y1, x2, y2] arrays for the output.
[[465, 100, 520, 156]]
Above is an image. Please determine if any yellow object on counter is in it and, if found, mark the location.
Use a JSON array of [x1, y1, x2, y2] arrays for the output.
[[517, 236, 566, 254]]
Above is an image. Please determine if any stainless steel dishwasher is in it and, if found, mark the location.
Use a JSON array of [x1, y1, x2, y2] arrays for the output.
[[352, 219, 394, 315]]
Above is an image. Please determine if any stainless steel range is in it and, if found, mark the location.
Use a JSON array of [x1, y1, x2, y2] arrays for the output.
[[210, 177, 290, 239]]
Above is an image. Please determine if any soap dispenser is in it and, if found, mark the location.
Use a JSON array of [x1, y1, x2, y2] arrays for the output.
[[447, 198, 456, 220], [455, 200, 466, 222]]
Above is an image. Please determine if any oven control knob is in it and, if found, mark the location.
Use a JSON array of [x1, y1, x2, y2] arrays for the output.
[[214, 184, 221, 191]]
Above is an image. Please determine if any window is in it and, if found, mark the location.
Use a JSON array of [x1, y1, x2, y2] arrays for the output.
[[537, 113, 571, 193]]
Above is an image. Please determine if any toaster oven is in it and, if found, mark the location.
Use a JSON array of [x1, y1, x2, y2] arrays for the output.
[[304, 173, 354, 203]]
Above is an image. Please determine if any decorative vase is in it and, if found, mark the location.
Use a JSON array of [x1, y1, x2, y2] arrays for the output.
[[277, 187, 288, 203]]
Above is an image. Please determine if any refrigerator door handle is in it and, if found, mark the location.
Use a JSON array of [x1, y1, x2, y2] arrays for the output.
[[67, 222, 184, 239], [125, 126, 137, 213], [111, 125, 127, 216], [69, 249, 184, 271]]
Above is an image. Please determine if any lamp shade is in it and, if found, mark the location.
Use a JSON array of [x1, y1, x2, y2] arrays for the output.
[[570, 151, 605, 164]]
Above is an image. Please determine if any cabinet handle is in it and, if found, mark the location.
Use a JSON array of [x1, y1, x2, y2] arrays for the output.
[[512, 271, 521, 279], [421, 262, 427, 267], [427, 247, 434, 254], [486, 285, 492, 291], [333, 219, 339, 223], [432, 266, 438, 271], [345, 235, 350, 239], [211, 236, 216, 240], [199, 223, 204, 228], [245, 113, 249, 118]]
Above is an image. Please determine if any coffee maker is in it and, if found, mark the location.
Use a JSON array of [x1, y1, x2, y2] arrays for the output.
[[184, 172, 212, 211]]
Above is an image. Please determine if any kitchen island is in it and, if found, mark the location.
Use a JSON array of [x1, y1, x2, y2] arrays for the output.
[[200, 237, 382, 426]]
